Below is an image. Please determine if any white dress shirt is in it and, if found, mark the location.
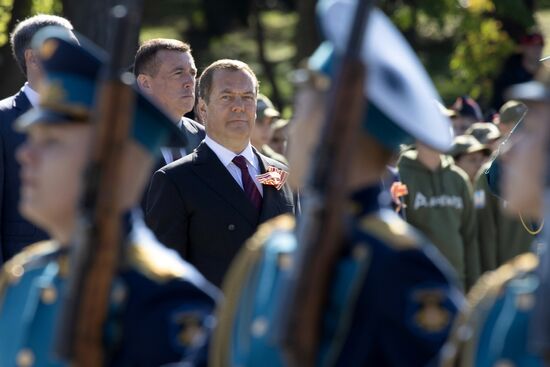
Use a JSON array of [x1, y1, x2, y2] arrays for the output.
[[204, 135, 263, 195], [160, 119, 189, 164], [22, 82, 39, 107], [160, 147, 187, 164]]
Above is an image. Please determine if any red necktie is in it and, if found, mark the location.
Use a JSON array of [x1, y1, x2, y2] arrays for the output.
[[232, 155, 262, 211]]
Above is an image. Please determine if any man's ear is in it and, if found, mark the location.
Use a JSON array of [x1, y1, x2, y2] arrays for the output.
[[24, 49, 39, 71], [198, 98, 207, 124], [137, 74, 151, 91]]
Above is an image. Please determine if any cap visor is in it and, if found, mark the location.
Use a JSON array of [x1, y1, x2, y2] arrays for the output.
[[263, 107, 280, 118], [15, 108, 82, 132], [135, 93, 188, 149]]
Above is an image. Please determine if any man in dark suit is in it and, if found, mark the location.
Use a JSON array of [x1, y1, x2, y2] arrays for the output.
[[0, 15, 74, 263], [146, 59, 294, 286], [134, 38, 205, 166]]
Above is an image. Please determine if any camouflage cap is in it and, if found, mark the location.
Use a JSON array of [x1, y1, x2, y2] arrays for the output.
[[435, 101, 457, 118], [452, 95, 482, 121], [449, 135, 491, 158], [256, 93, 280, 121], [498, 100, 527, 125], [465, 122, 501, 144], [272, 118, 289, 130]]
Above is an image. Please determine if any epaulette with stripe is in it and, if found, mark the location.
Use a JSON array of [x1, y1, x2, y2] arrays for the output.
[[243, 213, 295, 253], [467, 252, 538, 309], [359, 210, 420, 250], [0, 241, 60, 302], [440, 252, 538, 367], [124, 220, 208, 285], [210, 214, 295, 367]]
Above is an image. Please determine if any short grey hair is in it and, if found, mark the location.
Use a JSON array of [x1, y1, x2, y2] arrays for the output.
[[198, 59, 259, 103], [10, 14, 73, 76]]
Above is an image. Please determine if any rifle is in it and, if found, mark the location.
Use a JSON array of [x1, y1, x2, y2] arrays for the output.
[[528, 188, 550, 362], [54, 2, 143, 366], [280, 1, 375, 366]]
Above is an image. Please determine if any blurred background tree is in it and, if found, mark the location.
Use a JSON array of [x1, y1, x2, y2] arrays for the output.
[[0, 0, 548, 114]]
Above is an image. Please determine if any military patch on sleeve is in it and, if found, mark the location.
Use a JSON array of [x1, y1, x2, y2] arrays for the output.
[[408, 287, 452, 335], [1, 241, 59, 289], [171, 308, 213, 353]]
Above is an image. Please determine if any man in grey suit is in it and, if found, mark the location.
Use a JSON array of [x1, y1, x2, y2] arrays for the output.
[[134, 38, 205, 163], [146, 59, 294, 287], [0, 15, 74, 263]]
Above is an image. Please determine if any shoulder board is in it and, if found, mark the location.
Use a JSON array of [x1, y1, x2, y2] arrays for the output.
[[210, 214, 295, 366], [127, 240, 201, 284], [440, 252, 538, 367], [124, 217, 213, 285], [0, 240, 59, 299], [359, 210, 420, 250], [467, 252, 538, 308], [245, 214, 295, 253]]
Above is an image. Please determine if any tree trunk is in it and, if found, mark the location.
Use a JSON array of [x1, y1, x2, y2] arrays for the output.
[[62, 0, 113, 48], [62, 0, 142, 67], [0, 0, 33, 98], [251, 0, 283, 111], [294, 0, 320, 65]]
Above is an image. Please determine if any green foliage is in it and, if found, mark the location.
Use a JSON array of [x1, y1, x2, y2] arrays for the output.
[[0, 0, 62, 46], [198, 11, 297, 116], [415, 0, 457, 25], [385, 0, 534, 108], [140, 26, 181, 42], [449, 15, 515, 103], [391, 6, 415, 31], [494, 0, 534, 28], [0, 0, 14, 46], [140, 5, 297, 115], [32, 0, 62, 15]]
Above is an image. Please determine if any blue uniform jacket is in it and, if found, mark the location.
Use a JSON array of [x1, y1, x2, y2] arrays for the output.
[[0, 212, 220, 367], [211, 185, 464, 367], [440, 252, 543, 367]]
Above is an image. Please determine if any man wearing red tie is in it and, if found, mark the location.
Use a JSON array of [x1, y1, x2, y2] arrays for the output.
[[145, 59, 295, 287]]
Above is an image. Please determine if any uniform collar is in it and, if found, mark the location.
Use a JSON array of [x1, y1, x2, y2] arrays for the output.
[[349, 184, 384, 217]]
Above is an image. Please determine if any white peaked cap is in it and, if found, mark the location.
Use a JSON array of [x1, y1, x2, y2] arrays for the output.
[[318, 0, 454, 151]]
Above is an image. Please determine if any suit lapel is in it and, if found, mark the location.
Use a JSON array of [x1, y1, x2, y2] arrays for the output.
[[181, 118, 204, 153], [191, 143, 259, 226]]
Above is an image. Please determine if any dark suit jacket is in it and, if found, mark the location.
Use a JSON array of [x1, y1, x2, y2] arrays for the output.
[[140, 117, 205, 212], [152, 117, 205, 172], [0, 88, 48, 263], [145, 142, 294, 286]]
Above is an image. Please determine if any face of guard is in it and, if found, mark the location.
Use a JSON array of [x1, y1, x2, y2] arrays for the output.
[[17, 122, 92, 237], [286, 69, 328, 189]]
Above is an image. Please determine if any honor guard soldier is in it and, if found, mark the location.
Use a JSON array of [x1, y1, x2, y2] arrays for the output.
[[0, 28, 219, 367], [440, 64, 550, 366], [209, 0, 465, 366]]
